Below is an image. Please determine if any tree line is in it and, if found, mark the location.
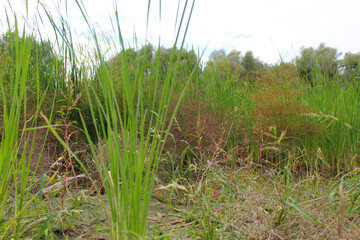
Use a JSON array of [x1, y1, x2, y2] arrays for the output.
[[1, 30, 360, 89], [204, 43, 360, 85]]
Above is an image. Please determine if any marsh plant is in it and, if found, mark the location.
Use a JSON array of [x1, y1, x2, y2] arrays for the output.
[[41, 0, 198, 239], [0, 21, 57, 238]]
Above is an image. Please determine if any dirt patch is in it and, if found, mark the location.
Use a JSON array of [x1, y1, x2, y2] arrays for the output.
[[18, 126, 61, 176]]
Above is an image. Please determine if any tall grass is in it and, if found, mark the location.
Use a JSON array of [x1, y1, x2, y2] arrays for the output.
[[0, 16, 53, 238], [37, 0, 199, 238], [0, 25, 29, 238], [302, 72, 360, 174]]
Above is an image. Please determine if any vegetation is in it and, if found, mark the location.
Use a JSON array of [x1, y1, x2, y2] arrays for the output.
[[0, 0, 360, 239], [296, 43, 341, 86]]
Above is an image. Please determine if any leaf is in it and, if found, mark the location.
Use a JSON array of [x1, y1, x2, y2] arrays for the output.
[[286, 200, 326, 225], [277, 130, 287, 144]]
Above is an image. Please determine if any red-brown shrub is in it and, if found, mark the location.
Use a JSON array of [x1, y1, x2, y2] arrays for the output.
[[164, 99, 226, 162], [251, 64, 320, 141]]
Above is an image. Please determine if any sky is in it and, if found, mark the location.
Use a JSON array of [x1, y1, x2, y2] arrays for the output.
[[1, 0, 360, 64]]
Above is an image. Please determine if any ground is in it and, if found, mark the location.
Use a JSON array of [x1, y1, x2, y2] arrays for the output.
[[13, 125, 360, 239], [26, 165, 360, 239]]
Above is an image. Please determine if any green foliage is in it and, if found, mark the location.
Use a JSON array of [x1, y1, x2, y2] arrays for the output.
[[301, 73, 360, 174], [0, 27, 31, 239], [106, 44, 200, 83], [342, 52, 360, 81], [204, 49, 245, 82], [203, 49, 266, 93], [296, 43, 341, 85], [0, 31, 64, 93], [0, 19, 54, 238], [153, 46, 201, 83], [243, 50, 263, 77], [37, 0, 200, 239], [98, 44, 202, 118]]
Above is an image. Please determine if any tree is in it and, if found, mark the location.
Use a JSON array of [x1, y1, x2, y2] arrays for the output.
[[179, 49, 201, 81], [209, 49, 226, 63], [297, 43, 341, 85], [316, 43, 340, 79], [342, 52, 360, 80], [151, 46, 201, 82], [102, 44, 200, 86], [297, 46, 315, 84], [204, 49, 245, 82], [242, 50, 265, 78]]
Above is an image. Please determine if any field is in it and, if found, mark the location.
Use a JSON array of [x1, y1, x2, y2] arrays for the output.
[[1, 1, 360, 239]]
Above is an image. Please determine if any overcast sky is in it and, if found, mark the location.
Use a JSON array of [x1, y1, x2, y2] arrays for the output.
[[1, 0, 360, 64]]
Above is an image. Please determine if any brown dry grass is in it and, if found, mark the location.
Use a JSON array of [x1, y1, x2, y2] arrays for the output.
[[153, 166, 360, 239], [164, 98, 227, 163], [251, 87, 320, 140], [251, 63, 321, 141]]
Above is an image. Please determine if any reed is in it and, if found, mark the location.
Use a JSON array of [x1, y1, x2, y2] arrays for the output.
[[0, 14, 55, 238], [38, 0, 198, 238]]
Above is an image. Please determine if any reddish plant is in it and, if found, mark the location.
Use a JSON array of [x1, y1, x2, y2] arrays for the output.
[[251, 64, 320, 141]]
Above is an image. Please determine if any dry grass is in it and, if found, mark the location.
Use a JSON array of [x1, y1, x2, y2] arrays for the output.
[[150, 166, 360, 239], [164, 99, 227, 162], [251, 64, 321, 141]]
